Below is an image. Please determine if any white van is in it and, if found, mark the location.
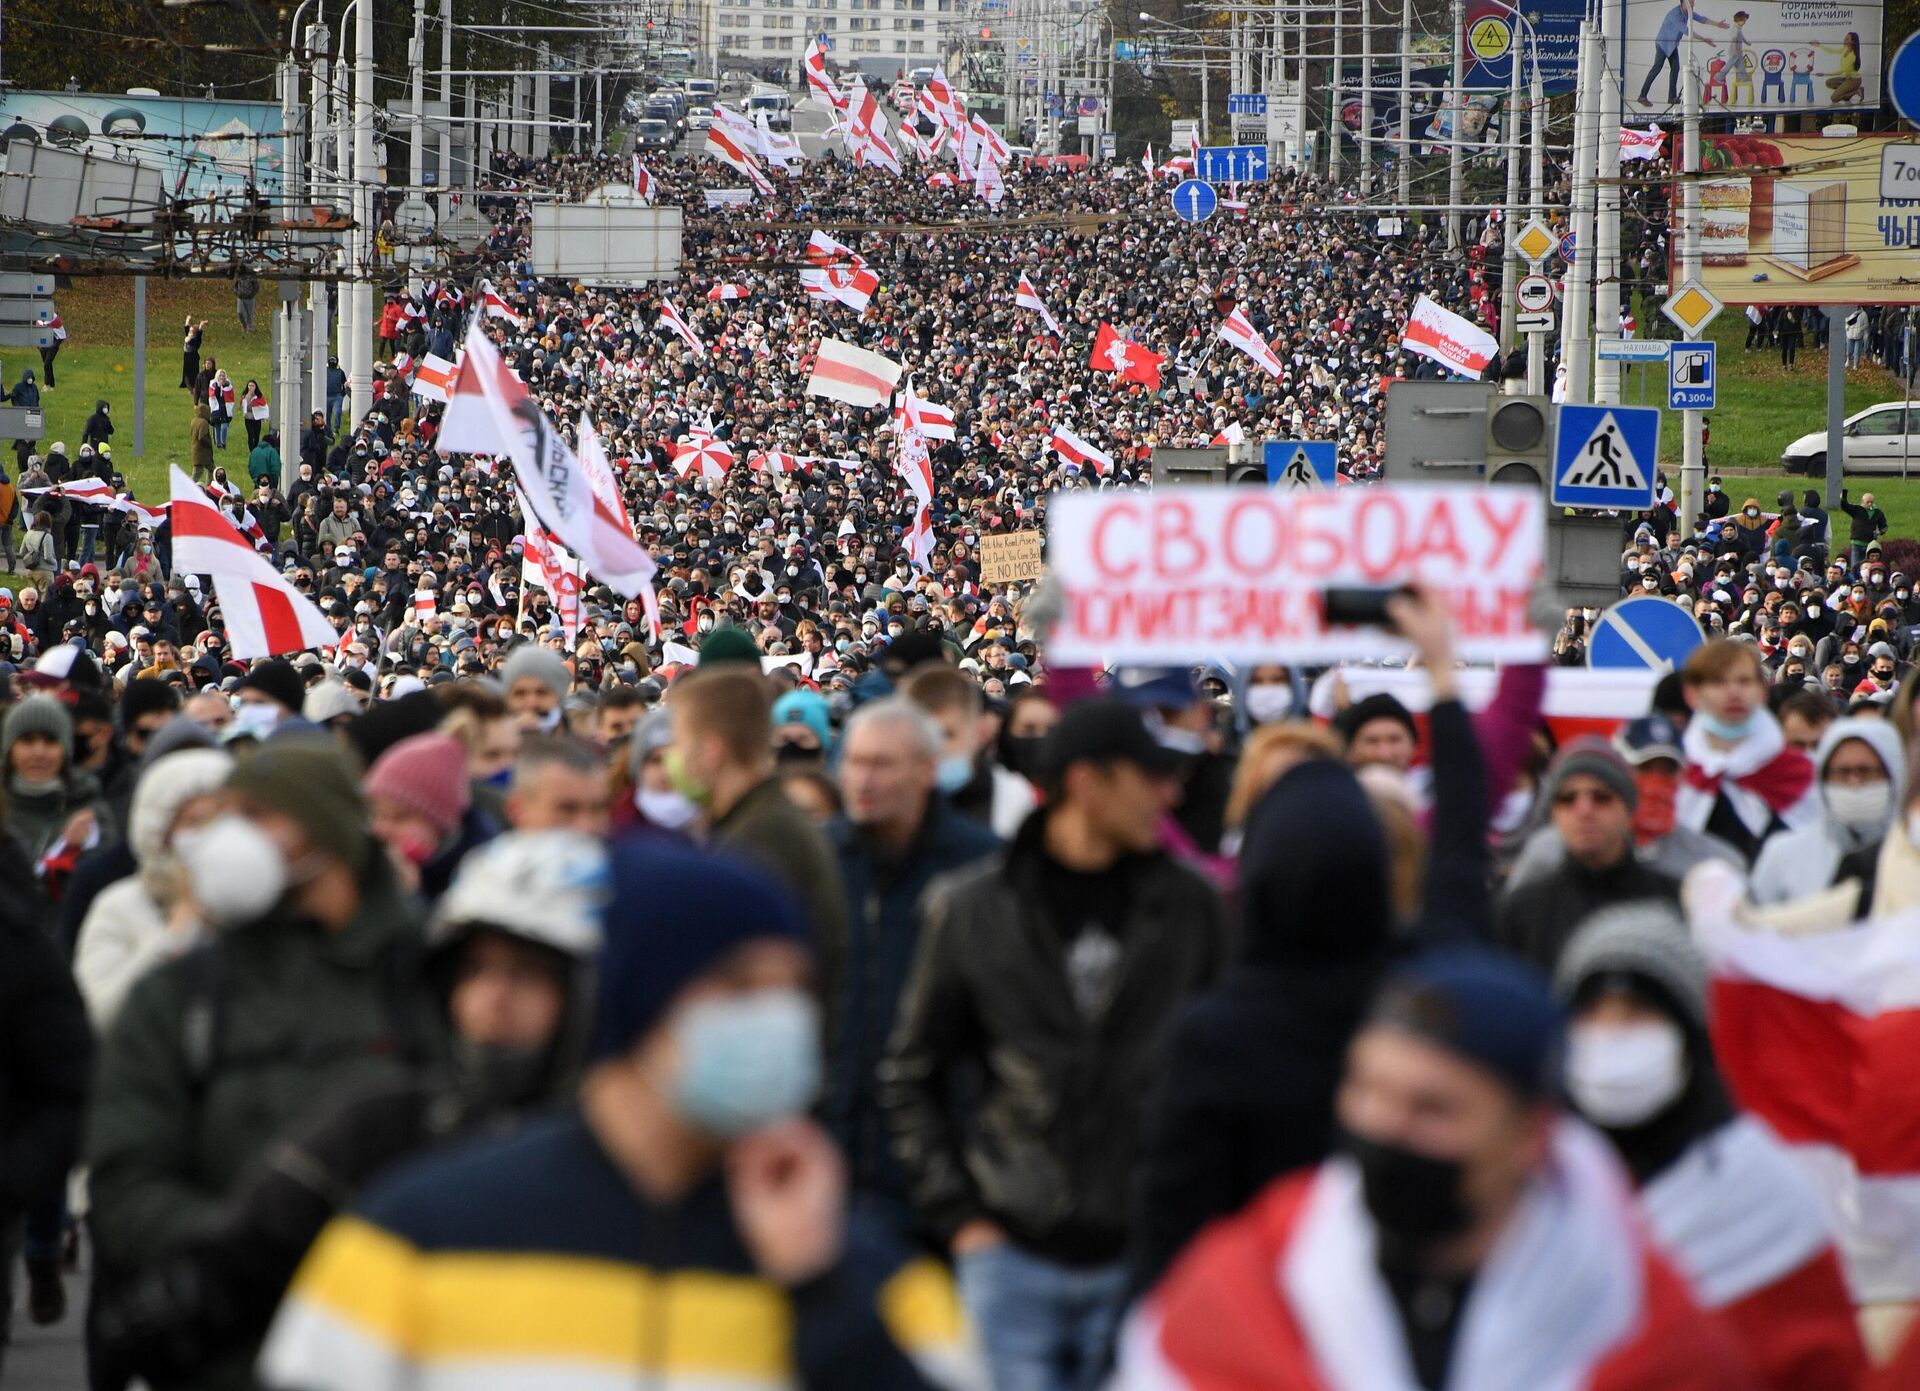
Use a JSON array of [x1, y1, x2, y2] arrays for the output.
[[747, 86, 792, 131]]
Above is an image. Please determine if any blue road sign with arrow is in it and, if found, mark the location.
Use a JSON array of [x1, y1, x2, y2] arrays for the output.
[[1264, 440, 1337, 488], [1195, 145, 1269, 182], [1587, 596, 1705, 672], [1892, 32, 1920, 125], [1172, 179, 1218, 223], [1552, 403, 1660, 510], [1669, 341, 1716, 410]]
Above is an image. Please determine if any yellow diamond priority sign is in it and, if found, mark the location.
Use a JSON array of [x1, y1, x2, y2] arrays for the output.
[[1661, 278, 1723, 336], [1514, 219, 1557, 265]]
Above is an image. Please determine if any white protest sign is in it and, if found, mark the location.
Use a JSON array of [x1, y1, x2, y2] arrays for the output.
[[1046, 485, 1546, 665]]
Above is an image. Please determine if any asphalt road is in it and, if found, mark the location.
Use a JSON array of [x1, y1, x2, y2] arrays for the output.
[[4, 1251, 88, 1390]]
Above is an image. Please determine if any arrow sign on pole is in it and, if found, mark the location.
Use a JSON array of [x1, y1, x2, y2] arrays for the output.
[[1172, 178, 1217, 223]]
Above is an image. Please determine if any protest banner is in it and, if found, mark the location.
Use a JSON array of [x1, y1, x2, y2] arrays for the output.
[[978, 530, 1045, 585], [1045, 485, 1546, 665]]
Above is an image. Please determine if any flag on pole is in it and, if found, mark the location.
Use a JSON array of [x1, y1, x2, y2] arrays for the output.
[[1047, 425, 1112, 476], [704, 125, 774, 195], [800, 230, 879, 311], [1400, 294, 1501, 380], [898, 380, 956, 440], [803, 37, 847, 111], [1141, 142, 1153, 175], [975, 155, 1006, 208], [756, 112, 803, 171], [1015, 274, 1064, 338], [657, 299, 708, 358], [479, 279, 523, 327], [440, 321, 658, 598], [1089, 322, 1165, 390], [1219, 306, 1285, 378], [807, 337, 903, 409], [967, 114, 1009, 168], [847, 85, 903, 174], [166, 466, 339, 659], [631, 154, 657, 202], [577, 415, 659, 640], [413, 588, 438, 620]]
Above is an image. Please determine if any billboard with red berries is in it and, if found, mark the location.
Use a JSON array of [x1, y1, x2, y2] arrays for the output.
[[1682, 133, 1920, 306]]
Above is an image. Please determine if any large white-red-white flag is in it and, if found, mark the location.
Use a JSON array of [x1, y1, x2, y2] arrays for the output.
[[898, 379, 956, 441], [915, 67, 964, 138], [704, 125, 774, 195], [166, 466, 339, 659], [802, 38, 846, 111], [657, 299, 707, 359], [1015, 274, 1064, 338], [1400, 294, 1500, 380], [1048, 425, 1112, 476], [412, 353, 457, 403], [519, 499, 585, 645], [801, 230, 879, 311], [1211, 421, 1246, 446], [479, 279, 523, 327], [847, 85, 903, 174], [1689, 861, 1920, 1303], [1219, 306, 1285, 379], [807, 338, 903, 410], [440, 321, 658, 598], [577, 415, 659, 639]]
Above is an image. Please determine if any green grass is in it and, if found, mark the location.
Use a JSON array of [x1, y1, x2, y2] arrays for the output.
[[21, 279, 276, 503]]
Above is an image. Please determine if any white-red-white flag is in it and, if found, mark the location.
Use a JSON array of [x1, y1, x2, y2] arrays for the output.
[[803, 38, 847, 111], [440, 321, 658, 598], [1401, 294, 1500, 380], [704, 125, 774, 195], [975, 155, 1006, 208], [577, 415, 659, 639], [413, 588, 438, 620], [657, 299, 708, 359], [479, 279, 523, 327], [801, 230, 879, 311], [756, 112, 803, 172], [412, 353, 457, 403], [1619, 125, 1666, 162], [1219, 306, 1285, 379], [1015, 274, 1064, 338], [1141, 142, 1153, 176], [967, 114, 1009, 169], [632, 154, 657, 202], [847, 85, 903, 174], [807, 338, 903, 409], [166, 466, 339, 659], [916, 67, 964, 138], [518, 500, 584, 646], [905, 500, 936, 571], [898, 379, 955, 440], [1047, 425, 1111, 476], [1210, 421, 1246, 446]]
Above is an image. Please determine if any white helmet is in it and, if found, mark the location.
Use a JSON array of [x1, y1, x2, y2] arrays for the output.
[[429, 830, 609, 959]]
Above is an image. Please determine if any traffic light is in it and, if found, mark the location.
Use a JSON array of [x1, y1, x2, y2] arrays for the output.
[[1484, 395, 1552, 487], [981, 26, 993, 38]]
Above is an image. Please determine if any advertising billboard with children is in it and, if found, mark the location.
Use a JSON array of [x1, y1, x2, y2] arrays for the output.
[[1619, 0, 1882, 114], [1685, 133, 1920, 305]]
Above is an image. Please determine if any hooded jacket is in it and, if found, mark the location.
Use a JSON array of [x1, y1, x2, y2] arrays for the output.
[[1749, 716, 1903, 905]]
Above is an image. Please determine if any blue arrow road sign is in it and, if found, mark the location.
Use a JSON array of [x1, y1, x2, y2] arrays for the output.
[[1552, 403, 1660, 510], [1172, 179, 1217, 223], [1195, 145, 1269, 182], [1227, 93, 1268, 116], [1586, 596, 1705, 672], [1264, 440, 1337, 488], [1892, 31, 1920, 125], [1669, 340, 1716, 410]]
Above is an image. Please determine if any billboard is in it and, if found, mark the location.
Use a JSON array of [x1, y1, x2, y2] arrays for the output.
[[528, 204, 683, 285], [1619, 0, 1882, 114], [1688, 133, 1920, 305], [0, 91, 283, 206], [1460, 0, 1585, 92]]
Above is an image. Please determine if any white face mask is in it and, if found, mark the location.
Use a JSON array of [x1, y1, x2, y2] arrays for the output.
[[1826, 781, 1893, 834], [1243, 683, 1295, 725], [635, 785, 699, 830], [174, 814, 288, 927], [1566, 1019, 1689, 1128]]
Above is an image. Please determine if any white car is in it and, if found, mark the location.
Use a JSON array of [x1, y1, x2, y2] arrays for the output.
[[1781, 402, 1920, 475], [687, 105, 713, 131]]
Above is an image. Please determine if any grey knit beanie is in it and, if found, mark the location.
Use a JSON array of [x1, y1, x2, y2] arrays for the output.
[[1553, 900, 1709, 1031], [500, 645, 571, 701], [3, 694, 73, 766], [1544, 736, 1640, 812]]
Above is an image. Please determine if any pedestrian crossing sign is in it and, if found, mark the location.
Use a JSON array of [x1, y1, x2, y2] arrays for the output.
[[1264, 439, 1337, 489], [1551, 403, 1659, 510]]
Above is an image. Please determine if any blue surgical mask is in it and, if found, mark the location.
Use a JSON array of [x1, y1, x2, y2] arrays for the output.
[[935, 754, 973, 794], [1697, 711, 1754, 742], [671, 989, 820, 1138]]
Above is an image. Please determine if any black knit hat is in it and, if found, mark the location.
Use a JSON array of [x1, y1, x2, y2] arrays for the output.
[[1336, 692, 1417, 747], [237, 658, 306, 715]]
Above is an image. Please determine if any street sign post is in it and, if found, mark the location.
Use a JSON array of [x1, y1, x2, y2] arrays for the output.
[[1518, 311, 1558, 334], [1586, 595, 1706, 672], [1171, 179, 1217, 223], [1194, 145, 1269, 182], [1263, 439, 1337, 488], [1552, 403, 1660, 510], [1516, 275, 1555, 313], [1227, 93, 1267, 116], [1515, 219, 1558, 264], [1597, 339, 1670, 363], [1669, 340, 1717, 410], [1661, 278, 1724, 335]]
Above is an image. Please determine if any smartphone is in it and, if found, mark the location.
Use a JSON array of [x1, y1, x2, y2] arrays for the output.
[[1322, 586, 1408, 627]]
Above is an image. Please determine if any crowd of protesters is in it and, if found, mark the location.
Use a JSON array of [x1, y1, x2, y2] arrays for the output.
[[3, 119, 1920, 1391]]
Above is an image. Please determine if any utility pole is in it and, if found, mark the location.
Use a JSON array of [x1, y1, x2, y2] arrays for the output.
[[1396, 0, 1410, 210], [440, 0, 454, 188], [1564, 20, 1599, 405], [309, 15, 333, 424], [410, 0, 428, 189], [349, 0, 375, 419], [1498, 19, 1521, 366], [1526, 36, 1545, 393], [1447, 0, 1464, 252], [1593, 0, 1624, 404], [1679, 57, 1704, 527], [1328, 0, 1341, 182], [1359, 0, 1371, 194], [535, 43, 552, 160]]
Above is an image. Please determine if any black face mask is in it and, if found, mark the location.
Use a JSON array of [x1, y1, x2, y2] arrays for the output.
[[1344, 1129, 1475, 1252], [999, 734, 1046, 780], [774, 740, 822, 767]]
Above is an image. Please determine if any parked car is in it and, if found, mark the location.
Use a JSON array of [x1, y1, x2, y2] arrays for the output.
[[1782, 402, 1920, 475], [634, 119, 676, 153]]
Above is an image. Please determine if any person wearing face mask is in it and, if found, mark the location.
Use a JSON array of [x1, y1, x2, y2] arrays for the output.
[[825, 699, 1000, 1231], [499, 643, 571, 733], [364, 731, 495, 904], [1117, 949, 1757, 1391], [259, 840, 975, 1391], [996, 687, 1060, 786], [900, 663, 1037, 839], [771, 687, 834, 767], [1731, 497, 1770, 560], [1555, 905, 1866, 1390], [1748, 717, 1902, 906], [86, 736, 435, 1391], [91, 832, 607, 1389], [1678, 641, 1820, 863], [1240, 663, 1301, 727]]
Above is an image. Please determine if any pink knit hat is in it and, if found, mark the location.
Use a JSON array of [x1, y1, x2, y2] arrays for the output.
[[363, 731, 471, 841]]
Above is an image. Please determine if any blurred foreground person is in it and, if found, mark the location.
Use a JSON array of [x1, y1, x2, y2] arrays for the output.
[[1555, 904, 1865, 1391], [1116, 951, 1760, 1391], [91, 832, 607, 1387], [260, 840, 974, 1391]]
